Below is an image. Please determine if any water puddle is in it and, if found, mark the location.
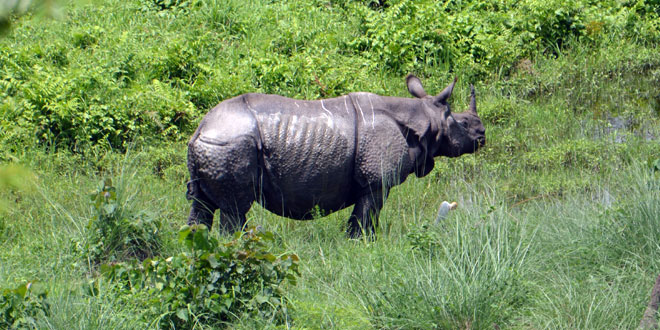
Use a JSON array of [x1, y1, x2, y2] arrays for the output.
[[582, 115, 658, 143]]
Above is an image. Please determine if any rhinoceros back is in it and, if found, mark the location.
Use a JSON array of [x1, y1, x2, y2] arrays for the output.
[[247, 94, 357, 218]]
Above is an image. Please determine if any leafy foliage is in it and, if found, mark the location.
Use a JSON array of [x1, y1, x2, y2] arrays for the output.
[[0, 282, 49, 329], [0, 45, 201, 151], [96, 225, 299, 328], [0, 163, 33, 215], [349, 1, 455, 75], [140, 0, 193, 12], [2, 0, 657, 151], [406, 223, 441, 254]]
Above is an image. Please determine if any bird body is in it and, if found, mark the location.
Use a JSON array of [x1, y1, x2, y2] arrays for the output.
[[435, 201, 458, 224]]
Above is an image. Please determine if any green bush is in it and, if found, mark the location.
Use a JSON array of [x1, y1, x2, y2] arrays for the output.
[[406, 223, 442, 254], [96, 225, 299, 328], [349, 1, 455, 75], [72, 26, 103, 49], [0, 282, 49, 329], [519, 0, 586, 50], [0, 56, 200, 151]]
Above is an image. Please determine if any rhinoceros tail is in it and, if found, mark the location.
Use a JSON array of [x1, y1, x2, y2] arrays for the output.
[[186, 149, 198, 201], [186, 129, 202, 201]]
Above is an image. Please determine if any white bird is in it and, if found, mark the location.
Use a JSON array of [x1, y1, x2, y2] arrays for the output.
[[435, 201, 458, 224]]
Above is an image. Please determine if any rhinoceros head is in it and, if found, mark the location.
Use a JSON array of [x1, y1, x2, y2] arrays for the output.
[[406, 74, 486, 158]]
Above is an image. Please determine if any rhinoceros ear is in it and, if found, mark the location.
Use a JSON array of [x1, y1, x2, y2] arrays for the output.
[[434, 77, 457, 106], [406, 74, 427, 98]]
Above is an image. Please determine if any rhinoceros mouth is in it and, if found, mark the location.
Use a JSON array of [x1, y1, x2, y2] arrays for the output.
[[477, 136, 486, 147]]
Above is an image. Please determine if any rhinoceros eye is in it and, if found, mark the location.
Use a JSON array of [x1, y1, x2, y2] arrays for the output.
[[459, 121, 469, 128]]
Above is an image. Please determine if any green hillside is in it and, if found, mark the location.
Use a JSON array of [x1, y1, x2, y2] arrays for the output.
[[1, 0, 659, 328]]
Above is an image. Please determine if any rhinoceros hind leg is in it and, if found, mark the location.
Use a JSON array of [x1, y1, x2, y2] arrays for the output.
[[189, 134, 259, 233], [201, 173, 256, 234], [187, 192, 218, 230]]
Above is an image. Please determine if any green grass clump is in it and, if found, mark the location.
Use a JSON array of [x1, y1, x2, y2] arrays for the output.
[[363, 208, 533, 329], [78, 178, 162, 264]]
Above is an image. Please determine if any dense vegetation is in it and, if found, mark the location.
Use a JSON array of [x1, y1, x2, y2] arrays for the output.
[[1, 0, 659, 328]]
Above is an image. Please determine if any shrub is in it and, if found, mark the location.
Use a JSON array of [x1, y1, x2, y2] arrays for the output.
[[519, 0, 586, 51], [150, 41, 204, 83], [349, 1, 454, 75], [96, 225, 299, 328], [81, 178, 162, 264], [2, 0, 657, 152], [146, 145, 187, 178], [72, 26, 103, 49], [407, 223, 442, 254], [0, 43, 201, 151], [140, 0, 194, 12], [0, 282, 49, 329]]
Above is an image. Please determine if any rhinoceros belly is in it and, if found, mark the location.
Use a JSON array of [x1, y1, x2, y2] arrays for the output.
[[256, 113, 355, 219]]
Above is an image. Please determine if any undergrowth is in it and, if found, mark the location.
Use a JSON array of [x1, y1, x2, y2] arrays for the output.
[[0, 281, 49, 329], [94, 225, 299, 328]]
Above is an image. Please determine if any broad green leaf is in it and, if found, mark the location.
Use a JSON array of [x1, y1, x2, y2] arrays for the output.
[[193, 228, 211, 251], [103, 203, 116, 214], [178, 225, 192, 245], [176, 308, 188, 322], [255, 294, 268, 304], [207, 254, 220, 268], [14, 283, 28, 298]]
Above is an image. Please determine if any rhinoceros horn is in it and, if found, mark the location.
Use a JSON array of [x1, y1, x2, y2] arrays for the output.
[[435, 77, 457, 106], [469, 84, 477, 114]]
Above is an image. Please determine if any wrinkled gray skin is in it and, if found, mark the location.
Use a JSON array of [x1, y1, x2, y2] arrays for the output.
[[186, 75, 486, 237]]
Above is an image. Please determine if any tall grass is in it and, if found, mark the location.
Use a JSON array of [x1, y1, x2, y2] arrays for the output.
[[1, 130, 658, 328], [1, 0, 659, 328]]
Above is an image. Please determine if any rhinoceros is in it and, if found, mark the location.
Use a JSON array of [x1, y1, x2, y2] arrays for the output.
[[186, 74, 485, 237]]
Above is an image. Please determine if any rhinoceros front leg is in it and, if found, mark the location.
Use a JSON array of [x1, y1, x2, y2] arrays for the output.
[[347, 189, 387, 238]]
